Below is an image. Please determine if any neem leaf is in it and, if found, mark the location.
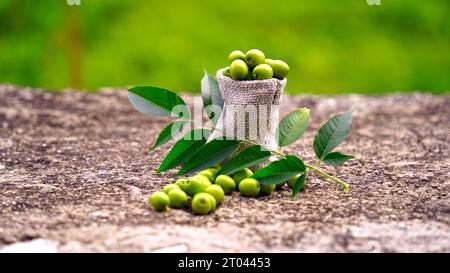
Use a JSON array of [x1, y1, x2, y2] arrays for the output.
[[201, 70, 223, 122], [313, 110, 353, 160], [175, 139, 240, 176], [252, 155, 306, 185], [322, 152, 354, 166], [150, 121, 187, 151], [291, 173, 306, 198], [128, 86, 190, 118], [157, 129, 209, 172], [217, 145, 271, 176], [276, 108, 310, 147]]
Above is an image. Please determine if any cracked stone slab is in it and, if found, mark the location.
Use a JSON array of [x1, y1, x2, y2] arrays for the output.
[[0, 85, 449, 252]]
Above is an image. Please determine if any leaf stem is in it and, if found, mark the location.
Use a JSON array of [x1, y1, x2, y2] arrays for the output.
[[304, 163, 350, 191], [178, 118, 349, 191]]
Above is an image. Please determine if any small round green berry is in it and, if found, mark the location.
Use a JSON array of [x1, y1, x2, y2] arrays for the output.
[[265, 58, 274, 66], [168, 189, 188, 208], [206, 184, 225, 204], [203, 180, 212, 189], [193, 173, 211, 185], [175, 178, 188, 190], [214, 175, 236, 194], [209, 167, 220, 175], [232, 168, 253, 187], [228, 50, 246, 63], [260, 183, 276, 194], [149, 191, 170, 211], [239, 178, 260, 197], [245, 49, 265, 68], [222, 66, 231, 77], [205, 193, 217, 211], [184, 176, 207, 196], [195, 174, 212, 189], [162, 183, 180, 194], [252, 64, 273, 80], [230, 59, 248, 80], [287, 174, 300, 189], [198, 169, 216, 182], [211, 165, 221, 176], [287, 174, 306, 191], [191, 193, 213, 215], [271, 60, 289, 79]]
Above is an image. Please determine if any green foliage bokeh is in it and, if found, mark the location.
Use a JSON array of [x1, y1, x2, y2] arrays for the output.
[[0, 0, 449, 94]]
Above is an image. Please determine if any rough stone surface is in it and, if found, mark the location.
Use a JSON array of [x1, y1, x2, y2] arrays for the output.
[[0, 84, 449, 253]]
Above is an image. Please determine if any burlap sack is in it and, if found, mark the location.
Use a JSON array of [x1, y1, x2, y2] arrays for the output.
[[208, 69, 287, 167]]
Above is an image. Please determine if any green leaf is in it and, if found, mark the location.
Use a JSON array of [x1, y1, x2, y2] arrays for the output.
[[151, 121, 187, 151], [276, 108, 310, 147], [157, 129, 209, 172], [323, 152, 354, 166], [175, 139, 240, 176], [252, 155, 306, 185], [128, 86, 190, 118], [291, 173, 306, 198], [201, 70, 223, 122], [217, 145, 271, 176], [313, 110, 353, 160]]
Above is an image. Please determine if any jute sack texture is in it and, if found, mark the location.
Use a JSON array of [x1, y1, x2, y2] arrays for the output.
[[208, 69, 287, 166]]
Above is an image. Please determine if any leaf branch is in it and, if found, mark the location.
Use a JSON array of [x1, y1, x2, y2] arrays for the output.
[[177, 118, 350, 191]]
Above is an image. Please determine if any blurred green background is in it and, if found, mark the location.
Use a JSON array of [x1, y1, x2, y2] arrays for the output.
[[0, 0, 449, 94]]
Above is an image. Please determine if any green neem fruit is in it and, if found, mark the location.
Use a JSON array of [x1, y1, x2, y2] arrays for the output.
[[211, 165, 221, 175], [260, 183, 276, 194], [194, 174, 211, 184], [162, 183, 180, 194], [228, 50, 246, 63], [252, 64, 273, 80], [191, 193, 213, 215], [175, 178, 189, 190], [205, 193, 217, 211], [265, 58, 274, 66], [230, 59, 248, 80], [206, 184, 225, 204], [222, 66, 231, 77], [275, 182, 285, 190], [203, 180, 212, 189], [239, 178, 260, 197], [168, 189, 188, 208], [149, 191, 170, 211], [185, 177, 207, 196], [195, 174, 212, 189], [287, 174, 300, 189], [215, 175, 236, 194], [271, 60, 289, 79], [208, 167, 220, 181], [198, 169, 216, 182], [245, 49, 265, 68], [232, 168, 253, 187], [209, 167, 220, 175]]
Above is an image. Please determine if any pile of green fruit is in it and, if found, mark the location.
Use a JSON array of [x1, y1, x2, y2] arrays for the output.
[[149, 165, 304, 215], [221, 49, 289, 81]]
